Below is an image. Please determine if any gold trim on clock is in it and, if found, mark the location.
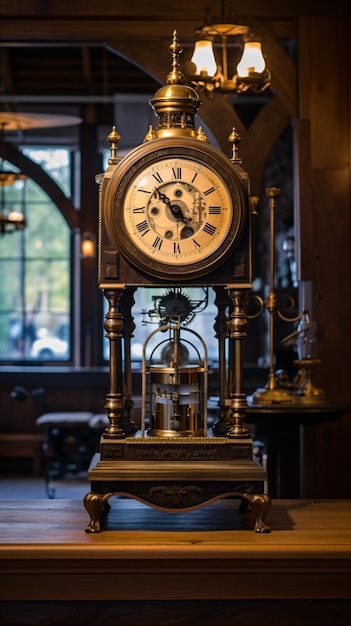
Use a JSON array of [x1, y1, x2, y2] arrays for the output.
[[105, 137, 248, 280]]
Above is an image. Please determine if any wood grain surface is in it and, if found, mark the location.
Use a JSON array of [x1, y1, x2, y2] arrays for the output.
[[1, 498, 351, 603]]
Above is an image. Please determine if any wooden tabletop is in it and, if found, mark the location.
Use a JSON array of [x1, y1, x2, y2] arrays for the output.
[[1, 498, 351, 601]]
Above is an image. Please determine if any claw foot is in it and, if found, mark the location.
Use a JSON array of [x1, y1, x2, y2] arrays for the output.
[[243, 492, 271, 533], [84, 492, 112, 533]]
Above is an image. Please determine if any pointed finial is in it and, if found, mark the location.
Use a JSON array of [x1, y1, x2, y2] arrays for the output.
[[228, 127, 242, 165], [143, 124, 157, 143], [196, 126, 208, 142], [149, 32, 201, 138], [166, 30, 185, 85], [107, 126, 121, 165]]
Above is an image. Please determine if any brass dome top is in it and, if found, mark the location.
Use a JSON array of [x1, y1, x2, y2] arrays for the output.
[[149, 31, 201, 139]]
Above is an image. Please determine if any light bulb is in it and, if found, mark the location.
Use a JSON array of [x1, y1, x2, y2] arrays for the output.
[[190, 39, 217, 76], [7, 211, 24, 223], [237, 41, 265, 77], [81, 234, 95, 258]]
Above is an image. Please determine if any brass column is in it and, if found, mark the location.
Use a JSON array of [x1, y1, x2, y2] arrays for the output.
[[119, 286, 138, 434], [212, 286, 231, 435], [103, 288, 125, 438], [227, 288, 250, 439]]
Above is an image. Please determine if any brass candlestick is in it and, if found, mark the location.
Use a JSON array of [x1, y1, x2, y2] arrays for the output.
[[250, 187, 304, 404]]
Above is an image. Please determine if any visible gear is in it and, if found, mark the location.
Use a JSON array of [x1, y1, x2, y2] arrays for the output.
[[158, 290, 194, 324]]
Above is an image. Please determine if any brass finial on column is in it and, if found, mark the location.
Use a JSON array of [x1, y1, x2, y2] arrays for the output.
[[166, 30, 185, 85], [107, 125, 121, 165], [228, 127, 242, 165]]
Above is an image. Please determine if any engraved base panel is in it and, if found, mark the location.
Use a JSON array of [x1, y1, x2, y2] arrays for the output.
[[90, 436, 266, 491], [90, 476, 266, 508], [99, 434, 254, 462]]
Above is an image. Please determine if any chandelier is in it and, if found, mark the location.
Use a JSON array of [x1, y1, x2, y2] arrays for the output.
[[0, 168, 26, 235], [184, 2, 271, 96]]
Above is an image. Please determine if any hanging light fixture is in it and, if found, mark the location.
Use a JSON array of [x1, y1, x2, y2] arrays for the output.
[[0, 168, 26, 235], [184, 2, 271, 96], [0, 120, 26, 234], [0, 111, 82, 236]]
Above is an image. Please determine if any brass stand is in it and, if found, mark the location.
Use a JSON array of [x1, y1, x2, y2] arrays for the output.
[[84, 287, 271, 534], [251, 188, 302, 404], [84, 437, 270, 534]]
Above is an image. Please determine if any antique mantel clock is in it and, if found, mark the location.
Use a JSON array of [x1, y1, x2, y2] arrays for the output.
[[84, 32, 270, 533]]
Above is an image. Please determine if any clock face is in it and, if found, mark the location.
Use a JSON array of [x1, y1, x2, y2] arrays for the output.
[[105, 141, 247, 279]]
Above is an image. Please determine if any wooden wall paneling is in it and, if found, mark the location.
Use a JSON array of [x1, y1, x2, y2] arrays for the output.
[[242, 97, 293, 195], [349, 18, 351, 175], [293, 119, 314, 281], [296, 16, 351, 392], [79, 113, 101, 368], [296, 16, 351, 498], [304, 17, 351, 398], [0, 387, 36, 434], [297, 17, 311, 121], [309, 18, 349, 170], [251, 19, 297, 120]]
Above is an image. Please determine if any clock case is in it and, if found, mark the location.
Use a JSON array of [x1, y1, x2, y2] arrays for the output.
[[84, 32, 270, 534], [98, 136, 252, 288]]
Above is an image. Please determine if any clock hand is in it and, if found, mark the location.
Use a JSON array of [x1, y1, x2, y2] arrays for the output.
[[170, 204, 186, 221], [153, 188, 188, 223]]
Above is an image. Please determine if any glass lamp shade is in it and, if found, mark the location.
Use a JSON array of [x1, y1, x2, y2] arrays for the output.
[[81, 233, 95, 258], [190, 39, 217, 76], [236, 41, 265, 77], [7, 210, 25, 224]]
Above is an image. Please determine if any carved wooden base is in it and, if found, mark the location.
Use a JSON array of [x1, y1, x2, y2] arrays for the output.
[[84, 437, 271, 534]]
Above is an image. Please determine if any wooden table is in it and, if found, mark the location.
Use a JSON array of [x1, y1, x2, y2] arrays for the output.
[[245, 402, 351, 498], [1, 498, 351, 609]]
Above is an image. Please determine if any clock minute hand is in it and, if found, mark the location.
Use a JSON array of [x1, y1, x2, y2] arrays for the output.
[[154, 187, 171, 207]]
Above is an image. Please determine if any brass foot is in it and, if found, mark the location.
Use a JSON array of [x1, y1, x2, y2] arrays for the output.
[[242, 492, 271, 533], [84, 492, 112, 533]]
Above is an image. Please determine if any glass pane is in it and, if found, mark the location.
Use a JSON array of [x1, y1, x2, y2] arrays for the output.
[[22, 148, 71, 196], [0, 149, 72, 363], [103, 287, 220, 364]]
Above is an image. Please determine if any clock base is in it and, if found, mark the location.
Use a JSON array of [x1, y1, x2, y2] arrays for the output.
[[84, 436, 271, 534]]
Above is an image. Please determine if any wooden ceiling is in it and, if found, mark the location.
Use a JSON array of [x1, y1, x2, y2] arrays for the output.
[[0, 44, 160, 101], [0, 1, 347, 106]]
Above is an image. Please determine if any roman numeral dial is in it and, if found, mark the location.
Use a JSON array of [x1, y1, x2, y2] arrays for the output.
[[106, 139, 247, 279], [122, 156, 234, 267]]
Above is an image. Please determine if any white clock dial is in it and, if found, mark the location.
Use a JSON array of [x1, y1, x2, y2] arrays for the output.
[[123, 157, 232, 266]]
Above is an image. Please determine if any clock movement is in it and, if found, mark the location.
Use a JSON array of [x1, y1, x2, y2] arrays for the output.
[[84, 31, 271, 533]]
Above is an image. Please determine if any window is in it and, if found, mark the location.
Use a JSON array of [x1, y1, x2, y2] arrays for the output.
[[0, 149, 72, 363], [103, 287, 221, 366]]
